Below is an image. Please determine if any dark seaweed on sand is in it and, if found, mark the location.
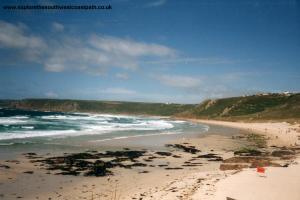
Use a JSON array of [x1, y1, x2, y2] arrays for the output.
[[33, 151, 148, 177], [165, 144, 201, 154]]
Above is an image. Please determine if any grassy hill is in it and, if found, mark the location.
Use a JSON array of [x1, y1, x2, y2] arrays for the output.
[[2, 99, 195, 116], [1, 93, 299, 121], [177, 93, 300, 121]]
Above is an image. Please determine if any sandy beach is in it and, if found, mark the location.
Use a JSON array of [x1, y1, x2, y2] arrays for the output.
[[194, 120, 300, 147], [135, 119, 300, 200], [190, 120, 300, 200], [1, 120, 300, 200]]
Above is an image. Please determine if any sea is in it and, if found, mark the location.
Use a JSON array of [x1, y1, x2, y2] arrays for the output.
[[0, 108, 209, 157]]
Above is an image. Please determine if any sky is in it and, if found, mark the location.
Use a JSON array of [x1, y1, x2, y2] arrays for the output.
[[0, 0, 299, 103]]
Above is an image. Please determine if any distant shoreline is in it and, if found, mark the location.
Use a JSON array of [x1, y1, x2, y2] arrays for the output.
[[1, 92, 299, 122]]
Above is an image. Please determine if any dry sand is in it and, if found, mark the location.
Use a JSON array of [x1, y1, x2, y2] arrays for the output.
[[188, 120, 300, 200], [195, 120, 300, 147], [124, 119, 300, 200]]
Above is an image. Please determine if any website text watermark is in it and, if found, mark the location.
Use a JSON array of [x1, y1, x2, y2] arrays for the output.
[[3, 4, 112, 11]]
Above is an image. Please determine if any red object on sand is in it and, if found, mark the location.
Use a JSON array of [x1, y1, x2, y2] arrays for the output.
[[257, 167, 265, 173]]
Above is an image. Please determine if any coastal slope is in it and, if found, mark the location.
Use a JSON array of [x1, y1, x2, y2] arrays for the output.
[[1, 92, 299, 121], [177, 93, 300, 121]]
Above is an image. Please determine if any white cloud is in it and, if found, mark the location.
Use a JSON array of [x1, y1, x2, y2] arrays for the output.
[[89, 35, 175, 58], [44, 63, 65, 72], [146, 0, 167, 7], [52, 22, 64, 32], [144, 57, 238, 65], [45, 91, 58, 98], [0, 20, 47, 60], [101, 87, 136, 95], [115, 73, 129, 80], [157, 75, 201, 88], [0, 20, 176, 74], [44, 34, 175, 73], [153, 72, 258, 102]]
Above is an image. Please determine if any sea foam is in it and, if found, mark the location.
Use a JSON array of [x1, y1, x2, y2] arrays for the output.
[[0, 109, 208, 141]]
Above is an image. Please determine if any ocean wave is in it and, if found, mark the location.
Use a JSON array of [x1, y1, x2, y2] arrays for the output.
[[12, 116, 29, 119], [0, 142, 14, 146], [21, 126, 34, 129], [0, 130, 78, 140], [0, 111, 209, 141], [40, 113, 139, 121], [82, 119, 174, 132], [172, 120, 186, 124], [0, 117, 28, 125], [0, 121, 175, 140], [202, 125, 210, 132], [40, 115, 68, 120]]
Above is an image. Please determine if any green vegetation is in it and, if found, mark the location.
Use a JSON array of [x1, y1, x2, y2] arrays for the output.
[[177, 93, 300, 121], [1, 92, 299, 121], [3, 99, 195, 116]]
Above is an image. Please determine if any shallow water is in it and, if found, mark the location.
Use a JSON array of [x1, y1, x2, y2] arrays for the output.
[[0, 108, 209, 156]]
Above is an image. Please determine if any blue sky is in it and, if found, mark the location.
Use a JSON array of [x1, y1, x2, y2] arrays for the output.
[[0, 0, 299, 103]]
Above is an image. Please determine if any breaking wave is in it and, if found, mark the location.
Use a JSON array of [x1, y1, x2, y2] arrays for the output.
[[0, 108, 208, 141]]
